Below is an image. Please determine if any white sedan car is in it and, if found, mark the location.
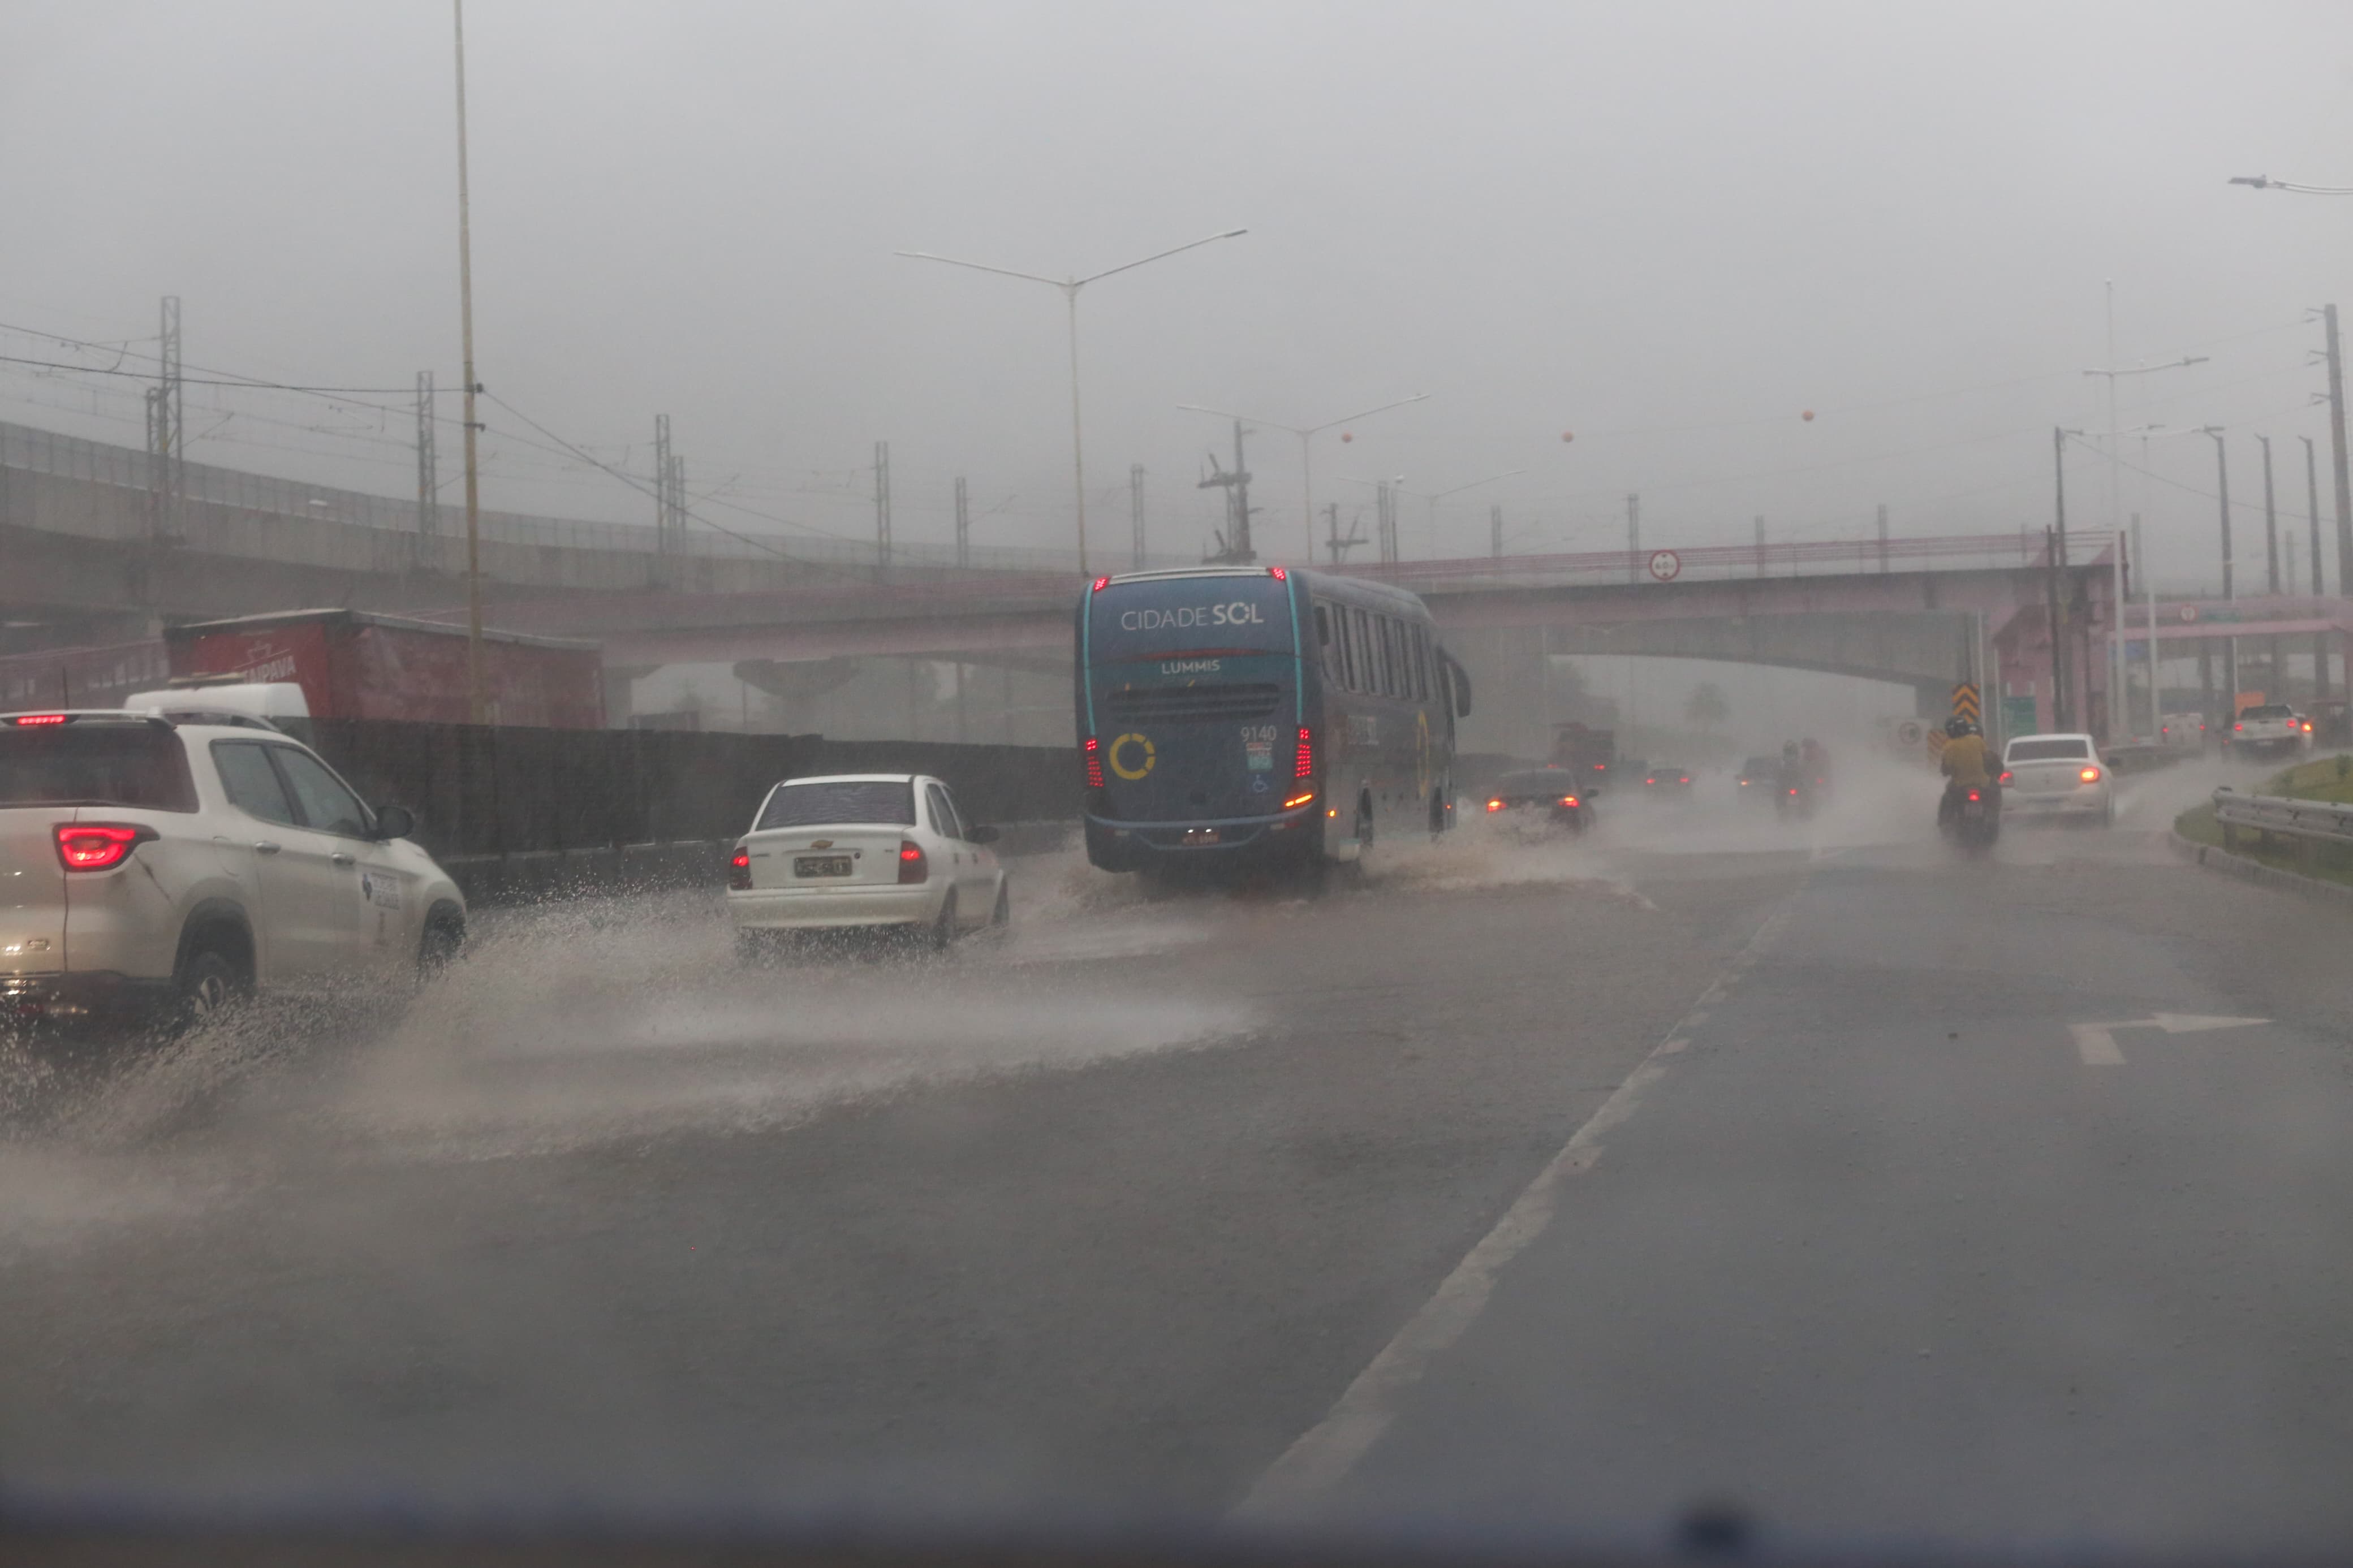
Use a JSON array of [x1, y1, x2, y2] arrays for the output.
[[726, 773, 1007, 957], [1998, 732, 2114, 826]]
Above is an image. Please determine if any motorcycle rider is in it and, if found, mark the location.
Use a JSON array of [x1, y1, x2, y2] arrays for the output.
[[1937, 715, 1996, 826]]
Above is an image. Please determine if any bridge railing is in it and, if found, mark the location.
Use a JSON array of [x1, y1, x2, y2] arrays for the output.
[[0, 419, 1165, 577], [1334, 530, 2117, 595]]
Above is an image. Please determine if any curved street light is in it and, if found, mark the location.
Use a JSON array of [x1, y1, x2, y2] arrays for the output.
[[898, 228, 1248, 576]]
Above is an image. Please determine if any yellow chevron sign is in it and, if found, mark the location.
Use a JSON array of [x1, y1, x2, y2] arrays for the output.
[[1951, 682, 1981, 723]]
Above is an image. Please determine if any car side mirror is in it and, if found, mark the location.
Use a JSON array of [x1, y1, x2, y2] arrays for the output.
[[373, 804, 416, 841], [967, 824, 1001, 845]]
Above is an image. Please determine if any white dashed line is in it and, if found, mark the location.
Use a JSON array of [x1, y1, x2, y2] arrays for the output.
[[1234, 897, 1801, 1518]]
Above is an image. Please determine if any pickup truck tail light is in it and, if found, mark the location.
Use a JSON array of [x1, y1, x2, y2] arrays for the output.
[[898, 840, 928, 884], [1997, 770, 2013, 785], [55, 822, 156, 871]]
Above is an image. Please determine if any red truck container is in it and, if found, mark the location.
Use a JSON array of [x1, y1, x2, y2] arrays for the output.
[[163, 608, 605, 728]]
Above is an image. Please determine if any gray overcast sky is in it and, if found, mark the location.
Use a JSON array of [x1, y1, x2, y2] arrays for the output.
[[6, 1, 2353, 582]]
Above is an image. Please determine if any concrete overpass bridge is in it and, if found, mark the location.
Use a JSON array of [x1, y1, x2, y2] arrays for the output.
[[446, 532, 2120, 746], [2, 417, 2128, 746]]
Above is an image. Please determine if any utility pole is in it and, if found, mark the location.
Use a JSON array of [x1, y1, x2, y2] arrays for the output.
[[451, 0, 488, 724], [1197, 420, 1255, 563], [2326, 305, 2353, 598], [1876, 502, 1889, 572], [2260, 433, 2282, 697], [1753, 515, 1766, 577], [653, 414, 674, 547], [873, 439, 891, 572], [2051, 429, 2071, 730], [1626, 492, 1641, 584], [1376, 482, 1398, 564], [2304, 433, 2331, 697], [1129, 462, 1145, 569], [1490, 502, 1503, 559], [148, 295, 183, 546], [1325, 502, 1342, 565], [415, 372, 438, 538], [2208, 427, 2238, 704], [954, 475, 970, 570]]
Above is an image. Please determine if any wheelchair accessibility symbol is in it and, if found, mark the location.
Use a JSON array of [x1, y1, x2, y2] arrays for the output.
[[1109, 732, 1157, 780]]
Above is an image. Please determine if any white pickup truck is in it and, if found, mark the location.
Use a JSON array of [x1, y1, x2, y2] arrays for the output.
[[2226, 703, 2312, 758]]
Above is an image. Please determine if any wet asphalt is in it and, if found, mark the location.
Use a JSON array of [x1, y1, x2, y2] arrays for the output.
[[2, 753, 2348, 1555]]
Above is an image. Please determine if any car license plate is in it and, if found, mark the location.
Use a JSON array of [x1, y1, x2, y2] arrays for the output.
[[793, 854, 853, 878]]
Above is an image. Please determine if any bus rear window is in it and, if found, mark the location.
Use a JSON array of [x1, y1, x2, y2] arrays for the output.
[[1089, 578, 1295, 660], [0, 723, 198, 811]]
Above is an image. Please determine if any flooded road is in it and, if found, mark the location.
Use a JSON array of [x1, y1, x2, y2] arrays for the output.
[[5, 753, 2351, 1550]]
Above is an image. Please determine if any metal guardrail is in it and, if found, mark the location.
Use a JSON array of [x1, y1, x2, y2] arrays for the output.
[[2212, 788, 2353, 849]]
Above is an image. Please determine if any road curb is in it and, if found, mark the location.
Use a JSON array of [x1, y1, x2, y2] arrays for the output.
[[2168, 828, 2353, 911]]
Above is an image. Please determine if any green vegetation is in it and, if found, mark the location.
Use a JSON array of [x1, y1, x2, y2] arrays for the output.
[[2174, 753, 2353, 888]]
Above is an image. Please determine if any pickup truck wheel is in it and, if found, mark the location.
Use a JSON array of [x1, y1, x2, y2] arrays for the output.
[[175, 947, 249, 1029]]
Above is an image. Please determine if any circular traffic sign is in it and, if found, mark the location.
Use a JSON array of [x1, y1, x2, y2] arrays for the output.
[[2179, 603, 2199, 623], [1647, 549, 1682, 582], [1897, 720, 1924, 746]]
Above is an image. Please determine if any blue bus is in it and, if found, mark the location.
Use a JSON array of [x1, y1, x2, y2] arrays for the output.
[[1074, 565, 1472, 876]]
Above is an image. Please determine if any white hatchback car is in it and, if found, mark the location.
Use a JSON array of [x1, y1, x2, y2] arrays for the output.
[[1, 707, 466, 1035], [727, 773, 1007, 956], [1998, 732, 2114, 826]]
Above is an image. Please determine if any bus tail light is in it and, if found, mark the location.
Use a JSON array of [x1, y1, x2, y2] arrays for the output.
[[54, 822, 154, 871], [1268, 565, 1287, 580], [727, 846, 752, 889], [1091, 576, 1109, 593], [1084, 736, 1105, 789], [898, 840, 928, 884], [1294, 726, 1314, 781], [1282, 791, 1315, 810]]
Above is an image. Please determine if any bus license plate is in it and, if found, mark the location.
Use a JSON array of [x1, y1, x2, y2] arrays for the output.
[[794, 854, 853, 878]]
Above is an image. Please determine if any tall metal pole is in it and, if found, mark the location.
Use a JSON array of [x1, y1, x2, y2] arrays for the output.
[[2326, 305, 2353, 598], [2210, 429, 2237, 704], [2260, 433, 2282, 698], [452, 0, 487, 724], [1490, 502, 1503, 560], [1626, 493, 1640, 584], [873, 439, 892, 571], [2304, 434, 2330, 698], [1299, 432, 1315, 563], [2051, 430, 2070, 729], [955, 474, 970, 570], [415, 372, 438, 539], [1064, 287, 1087, 576], [1130, 463, 1145, 569], [2135, 514, 2158, 740]]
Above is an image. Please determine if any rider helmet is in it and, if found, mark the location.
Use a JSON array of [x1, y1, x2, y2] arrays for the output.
[[1945, 715, 1979, 739]]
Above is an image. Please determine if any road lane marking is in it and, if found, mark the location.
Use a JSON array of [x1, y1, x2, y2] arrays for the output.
[[1234, 897, 1800, 1518], [2069, 1013, 2268, 1066]]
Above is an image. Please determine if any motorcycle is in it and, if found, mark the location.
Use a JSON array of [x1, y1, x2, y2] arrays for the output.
[[1943, 785, 1999, 854], [1775, 776, 1815, 820]]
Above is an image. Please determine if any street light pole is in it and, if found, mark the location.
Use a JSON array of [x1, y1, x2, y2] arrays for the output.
[[2206, 426, 2238, 704], [451, 0, 486, 724], [897, 229, 1247, 577], [1176, 394, 1431, 560]]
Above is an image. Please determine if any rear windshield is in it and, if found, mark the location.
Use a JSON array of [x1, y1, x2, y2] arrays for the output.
[[0, 723, 198, 811], [2008, 737, 2091, 761], [1742, 757, 1777, 774], [1088, 577, 1295, 661], [1497, 770, 1577, 795], [2242, 705, 2294, 720], [755, 779, 916, 830]]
